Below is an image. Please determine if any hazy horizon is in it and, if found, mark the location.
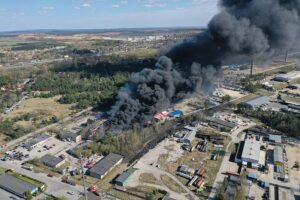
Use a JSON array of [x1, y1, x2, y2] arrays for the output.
[[0, 0, 218, 32]]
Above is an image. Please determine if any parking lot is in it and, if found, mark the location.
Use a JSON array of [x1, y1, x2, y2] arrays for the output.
[[3, 136, 77, 166]]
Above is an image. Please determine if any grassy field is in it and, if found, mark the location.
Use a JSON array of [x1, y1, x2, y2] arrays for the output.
[[139, 173, 161, 185], [160, 175, 186, 193], [6, 96, 73, 120], [125, 48, 159, 59], [283, 96, 300, 104], [291, 78, 300, 84], [255, 88, 274, 97]]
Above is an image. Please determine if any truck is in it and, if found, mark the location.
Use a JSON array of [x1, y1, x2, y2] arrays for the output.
[[21, 166, 33, 171], [62, 177, 77, 186]]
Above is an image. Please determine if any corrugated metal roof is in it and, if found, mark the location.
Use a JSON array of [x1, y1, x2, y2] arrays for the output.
[[207, 117, 237, 128], [269, 134, 282, 143], [115, 169, 135, 184], [23, 134, 51, 149], [246, 96, 270, 107], [89, 153, 123, 177], [0, 174, 37, 197], [274, 147, 283, 163]]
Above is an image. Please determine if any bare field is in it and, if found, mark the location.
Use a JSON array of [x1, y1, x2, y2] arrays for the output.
[[139, 173, 161, 185], [161, 175, 186, 193], [286, 145, 300, 187]]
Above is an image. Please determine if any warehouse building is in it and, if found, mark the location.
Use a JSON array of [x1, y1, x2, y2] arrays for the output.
[[274, 71, 300, 82], [41, 154, 65, 168], [89, 153, 123, 179], [115, 168, 136, 186], [23, 135, 51, 150], [274, 147, 284, 166], [245, 96, 270, 109], [241, 139, 262, 168], [179, 126, 197, 144], [0, 174, 38, 199], [59, 131, 82, 143], [207, 117, 237, 132]]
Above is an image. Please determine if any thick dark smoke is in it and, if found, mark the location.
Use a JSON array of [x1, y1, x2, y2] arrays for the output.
[[108, 0, 300, 129]]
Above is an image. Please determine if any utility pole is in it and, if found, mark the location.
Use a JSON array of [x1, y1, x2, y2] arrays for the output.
[[285, 50, 288, 62], [80, 153, 88, 200]]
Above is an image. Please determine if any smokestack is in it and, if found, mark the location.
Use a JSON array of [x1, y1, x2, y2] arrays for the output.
[[285, 50, 288, 63], [250, 59, 254, 77]]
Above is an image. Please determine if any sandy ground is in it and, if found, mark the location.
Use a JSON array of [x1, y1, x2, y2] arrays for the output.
[[286, 145, 300, 187], [174, 96, 204, 114], [139, 139, 184, 165], [221, 88, 244, 99], [126, 139, 199, 200], [248, 183, 265, 200]]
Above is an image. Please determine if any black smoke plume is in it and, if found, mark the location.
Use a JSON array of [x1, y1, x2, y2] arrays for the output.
[[108, 0, 300, 129]]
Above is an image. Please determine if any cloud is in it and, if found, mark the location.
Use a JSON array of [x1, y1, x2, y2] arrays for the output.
[[112, 4, 120, 8], [142, 0, 167, 8], [82, 3, 91, 7], [38, 6, 54, 14], [120, 0, 128, 4]]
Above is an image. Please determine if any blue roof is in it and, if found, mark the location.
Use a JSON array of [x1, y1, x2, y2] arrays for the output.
[[169, 110, 183, 117]]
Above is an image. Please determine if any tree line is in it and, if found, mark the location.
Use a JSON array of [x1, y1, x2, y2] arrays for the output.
[[237, 103, 300, 137]]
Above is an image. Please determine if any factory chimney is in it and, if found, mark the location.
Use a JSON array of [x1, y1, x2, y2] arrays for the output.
[[250, 59, 254, 77], [285, 50, 288, 62]]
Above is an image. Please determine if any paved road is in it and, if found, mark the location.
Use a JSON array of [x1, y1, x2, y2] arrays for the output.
[[208, 123, 256, 200], [0, 160, 84, 200]]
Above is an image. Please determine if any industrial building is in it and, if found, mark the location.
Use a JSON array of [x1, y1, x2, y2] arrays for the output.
[[245, 96, 270, 109], [115, 168, 135, 186], [59, 131, 82, 143], [179, 126, 197, 144], [235, 138, 265, 168], [269, 134, 282, 145], [0, 174, 39, 199], [274, 147, 284, 166], [274, 71, 300, 82], [89, 153, 123, 179], [41, 154, 65, 168], [241, 139, 261, 167], [207, 117, 237, 132], [23, 135, 51, 150]]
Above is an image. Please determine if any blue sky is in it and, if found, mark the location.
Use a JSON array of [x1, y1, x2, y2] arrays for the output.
[[0, 0, 219, 31]]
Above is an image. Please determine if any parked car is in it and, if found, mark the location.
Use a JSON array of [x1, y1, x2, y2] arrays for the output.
[[47, 173, 54, 177]]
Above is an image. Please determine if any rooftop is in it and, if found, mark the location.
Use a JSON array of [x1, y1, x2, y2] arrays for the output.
[[246, 96, 270, 108], [241, 139, 261, 162], [269, 134, 282, 144], [41, 154, 64, 168], [115, 168, 135, 184], [89, 153, 123, 177], [23, 134, 51, 149], [207, 117, 237, 128], [274, 146, 283, 163], [0, 174, 37, 197]]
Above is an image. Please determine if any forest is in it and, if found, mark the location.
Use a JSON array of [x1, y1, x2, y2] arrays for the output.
[[237, 103, 300, 137]]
